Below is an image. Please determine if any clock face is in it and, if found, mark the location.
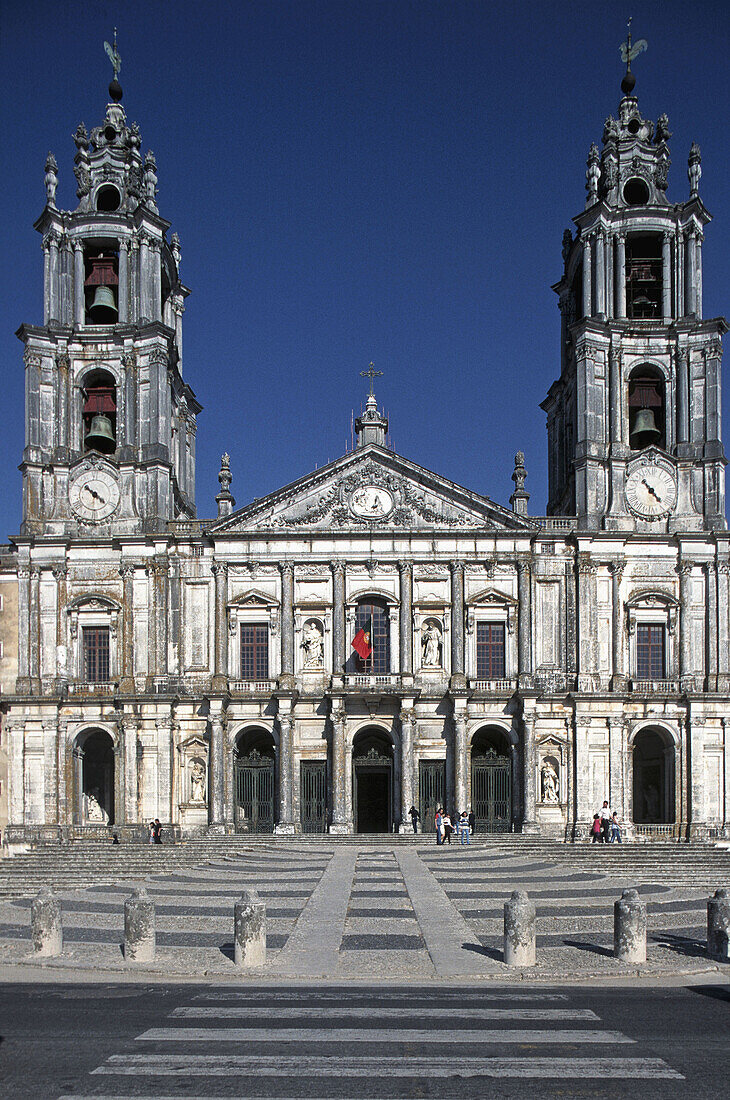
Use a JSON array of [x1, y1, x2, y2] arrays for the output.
[[69, 467, 120, 522], [625, 462, 677, 519]]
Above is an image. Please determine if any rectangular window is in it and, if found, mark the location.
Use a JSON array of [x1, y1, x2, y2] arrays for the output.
[[240, 623, 269, 680], [636, 623, 665, 679], [83, 627, 110, 682], [476, 622, 506, 679]]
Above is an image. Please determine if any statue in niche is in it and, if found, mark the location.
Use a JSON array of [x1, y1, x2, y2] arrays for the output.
[[421, 621, 442, 667], [301, 621, 324, 668], [190, 759, 206, 804], [541, 759, 560, 804], [86, 787, 107, 822]]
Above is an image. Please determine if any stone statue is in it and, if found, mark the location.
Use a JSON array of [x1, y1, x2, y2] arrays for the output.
[[302, 622, 324, 668], [44, 153, 58, 206], [688, 142, 702, 198], [190, 760, 206, 803], [86, 788, 107, 822], [421, 621, 442, 667], [541, 760, 560, 804], [585, 143, 601, 201]]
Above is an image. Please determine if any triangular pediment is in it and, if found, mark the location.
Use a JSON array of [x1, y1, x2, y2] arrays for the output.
[[208, 446, 537, 535]]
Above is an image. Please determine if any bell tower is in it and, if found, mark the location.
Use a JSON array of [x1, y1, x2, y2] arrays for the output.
[[542, 29, 727, 532], [18, 39, 201, 537]]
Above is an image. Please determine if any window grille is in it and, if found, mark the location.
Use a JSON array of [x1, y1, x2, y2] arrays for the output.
[[476, 622, 506, 679], [636, 623, 665, 679], [83, 627, 110, 682], [240, 623, 269, 679]]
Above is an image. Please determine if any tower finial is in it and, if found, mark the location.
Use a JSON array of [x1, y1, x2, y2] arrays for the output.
[[619, 17, 647, 96], [104, 29, 123, 102], [359, 361, 383, 400]]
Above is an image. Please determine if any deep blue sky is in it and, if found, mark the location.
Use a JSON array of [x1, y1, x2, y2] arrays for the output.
[[1, 0, 729, 535]]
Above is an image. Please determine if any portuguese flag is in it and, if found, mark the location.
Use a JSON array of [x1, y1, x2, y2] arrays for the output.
[[351, 615, 373, 661]]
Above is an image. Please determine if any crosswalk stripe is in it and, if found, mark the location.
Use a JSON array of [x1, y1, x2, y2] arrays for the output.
[[136, 1026, 633, 1044], [92, 1054, 681, 1079], [192, 989, 570, 1002], [171, 1006, 599, 1021]]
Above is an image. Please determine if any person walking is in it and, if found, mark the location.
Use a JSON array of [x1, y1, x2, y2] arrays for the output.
[[442, 812, 453, 845], [459, 810, 471, 845], [153, 818, 162, 844], [609, 811, 622, 843], [468, 808, 475, 835], [591, 814, 602, 843], [148, 821, 155, 844], [435, 807, 444, 845], [599, 800, 611, 843], [408, 805, 420, 834]]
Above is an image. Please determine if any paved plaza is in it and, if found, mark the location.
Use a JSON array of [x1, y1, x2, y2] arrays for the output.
[[0, 841, 727, 981]]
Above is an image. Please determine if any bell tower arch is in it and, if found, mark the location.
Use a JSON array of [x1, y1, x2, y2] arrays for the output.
[[18, 46, 201, 537], [542, 32, 727, 532]]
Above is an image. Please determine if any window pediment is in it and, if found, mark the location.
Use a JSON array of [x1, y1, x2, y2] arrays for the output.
[[67, 593, 121, 613]]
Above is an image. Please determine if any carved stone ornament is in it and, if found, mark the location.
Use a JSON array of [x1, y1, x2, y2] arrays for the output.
[[349, 485, 394, 519]]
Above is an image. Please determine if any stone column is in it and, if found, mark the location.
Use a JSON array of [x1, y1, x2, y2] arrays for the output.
[[56, 352, 70, 456], [449, 562, 465, 686], [576, 553, 596, 692], [718, 561, 730, 692], [685, 229, 696, 316], [138, 233, 151, 322], [53, 565, 68, 690], [43, 720, 58, 824], [695, 232, 703, 319], [677, 349, 690, 446], [145, 563, 158, 690], [56, 716, 69, 825], [154, 557, 168, 679], [118, 240, 129, 324], [615, 232, 626, 318], [149, 239, 162, 323], [678, 560, 694, 691], [688, 710, 705, 836], [723, 718, 730, 830], [129, 238, 139, 324], [454, 710, 468, 814], [212, 561, 228, 691], [279, 562, 295, 688], [516, 557, 532, 688], [9, 720, 25, 825], [609, 347, 621, 444], [522, 712, 537, 831], [120, 564, 135, 692], [609, 561, 625, 690], [330, 703, 349, 833], [121, 714, 139, 825], [582, 234, 592, 318], [608, 717, 623, 814], [398, 561, 413, 678], [73, 240, 85, 326], [277, 714, 294, 831], [662, 232, 672, 321], [706, 562, 718, 692], [595, 231, 606, 316], [677, 231, 685, 317], [208, 710, 225, 827], [331, 562, 346, 680], [398, 706, 416, 831], [156, 717, 172, 824], [16, 567, 31, 693], [29, 566, 41, 693]]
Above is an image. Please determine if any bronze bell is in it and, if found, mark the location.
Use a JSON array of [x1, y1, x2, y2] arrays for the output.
[[84, 414, 116, 454], [630, 408, 661, 450], [87, 285, 118, 323]]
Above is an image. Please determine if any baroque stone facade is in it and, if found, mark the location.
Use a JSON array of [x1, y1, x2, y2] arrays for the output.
[[2, 64, 730, 849]]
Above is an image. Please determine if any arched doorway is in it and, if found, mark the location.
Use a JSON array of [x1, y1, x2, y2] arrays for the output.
[[471, 727, 512, 833], [353, 728, 393, 833], [633, 727, 675, 824], [234, 728, 275, 833], [74, 729, 115, 825]]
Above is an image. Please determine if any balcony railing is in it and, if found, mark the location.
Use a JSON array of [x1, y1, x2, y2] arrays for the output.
[[228, 679, 276, 695], [633, 823, 680, 839], [630, 679, 678, 694], [68, 681, 117, 697], [344, 674, 401, 689], [470, 679, 516, 693]]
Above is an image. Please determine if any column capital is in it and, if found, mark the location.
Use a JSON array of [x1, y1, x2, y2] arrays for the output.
[[449, 560, 464, 577], [397, 559, 412, 576], [399, 706, 416, 725], [51, 564, 68, 580], [677, 559, 694, 579], [331, 703, 346, 726], [120, 563, 136, 579], [211, 560, 228, 578], [608, 560, 625, 579], [279, 560, 294, 578], [331, 560, 346, 579]]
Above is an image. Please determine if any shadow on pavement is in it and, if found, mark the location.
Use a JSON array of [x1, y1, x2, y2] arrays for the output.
[[562, 939, 613, 958], [463, 941, 502, 962]]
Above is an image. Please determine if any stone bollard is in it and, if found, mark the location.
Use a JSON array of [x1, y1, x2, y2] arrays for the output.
[[707, 888, 730, 961], [504, 889, 536, 966], [31, 888, 62, 956], [614, 888, 646, 963], [234, 890, 266, 968], [124, 886, 155, 962]]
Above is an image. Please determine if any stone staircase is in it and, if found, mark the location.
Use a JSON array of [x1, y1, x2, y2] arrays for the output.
[[0, 833, 728, 899]]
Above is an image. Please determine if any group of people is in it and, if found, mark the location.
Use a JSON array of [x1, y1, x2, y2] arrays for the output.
[[434, 807, 474, 845], [148, 819, 163, 844], [591, 800, 622, 843]]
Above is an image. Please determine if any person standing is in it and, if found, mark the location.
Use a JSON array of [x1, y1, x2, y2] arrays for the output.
[[459, 810, 470, 845], [153, 819, 162, 844], [599, 800, 611, 843], [468, 808, 475, 835], [591, 814, 602, 843], [408, 805, 420, 834], [442, 811, 453, 845], [609, 812, 622, 843], [435, 807, 444, 845]]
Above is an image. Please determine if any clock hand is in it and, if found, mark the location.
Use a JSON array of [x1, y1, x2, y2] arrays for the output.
[[641, 478, 662, 502]]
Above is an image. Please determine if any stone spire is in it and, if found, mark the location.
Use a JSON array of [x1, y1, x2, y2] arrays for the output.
[[355, 392, 388, 449], [510, 452, 529, 515], [216, 453, 235, 517]]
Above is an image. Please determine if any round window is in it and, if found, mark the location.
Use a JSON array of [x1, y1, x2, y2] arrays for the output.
[[623, 177, 650, 206]]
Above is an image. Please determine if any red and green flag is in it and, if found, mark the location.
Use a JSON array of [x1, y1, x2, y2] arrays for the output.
[[351, 615, 373, 660]]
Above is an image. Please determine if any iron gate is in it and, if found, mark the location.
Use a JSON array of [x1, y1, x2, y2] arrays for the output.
[[235, 749, 275, 833], [300, 760, 327, 833], [471, 748, 511, 833], [419, 760, 445, 835]]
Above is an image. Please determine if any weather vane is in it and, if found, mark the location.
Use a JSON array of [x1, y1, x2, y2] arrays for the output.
[[104, 28, 122, 80], [360, 361, 383, 397], [619, 17, 647, 94]]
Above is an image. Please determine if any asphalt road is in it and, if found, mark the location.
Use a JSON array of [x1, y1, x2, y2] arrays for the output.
[[0, 980, 728, 1099]]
